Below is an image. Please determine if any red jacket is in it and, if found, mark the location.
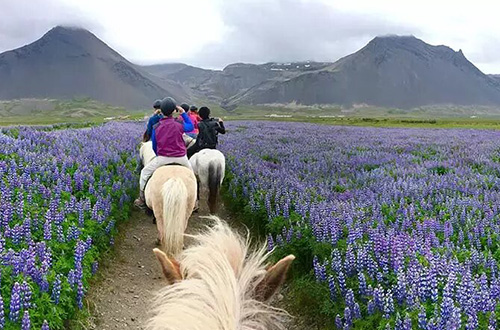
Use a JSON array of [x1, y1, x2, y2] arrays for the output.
[[186, 112, 201, 134]]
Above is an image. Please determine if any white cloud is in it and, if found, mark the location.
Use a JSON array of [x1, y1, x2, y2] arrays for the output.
[[1, 0, 500, 73]]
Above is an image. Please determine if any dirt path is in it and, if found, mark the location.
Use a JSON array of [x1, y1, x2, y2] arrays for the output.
[[83, 204, 237, 329], [82, 203, 304, 329]]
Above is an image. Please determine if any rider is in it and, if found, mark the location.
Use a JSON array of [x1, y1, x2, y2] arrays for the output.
[[143, 100, 163, 142], [135, 100, 162, 174], [134, 97, 194, 209], [185, 105, 201, 139], [187, 106, 225, 158]]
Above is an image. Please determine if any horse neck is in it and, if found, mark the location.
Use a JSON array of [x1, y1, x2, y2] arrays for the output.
[[149, 222, 287, 330]]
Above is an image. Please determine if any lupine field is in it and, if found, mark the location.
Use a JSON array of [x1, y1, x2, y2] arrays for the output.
[[0, 122, 143, 329], [220, 121, 500, 330], [4, 119, 500, 330]]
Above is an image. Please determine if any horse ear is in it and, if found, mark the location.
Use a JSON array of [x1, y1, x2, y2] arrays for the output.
[[153, 248, 182, 284], [255, 255, 295, 301]]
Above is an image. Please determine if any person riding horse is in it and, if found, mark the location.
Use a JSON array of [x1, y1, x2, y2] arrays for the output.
[[185, 105, 201, 139], [187, 106, 225, 158], [144, 100, 163, 142], [134, 97, 194, 209]]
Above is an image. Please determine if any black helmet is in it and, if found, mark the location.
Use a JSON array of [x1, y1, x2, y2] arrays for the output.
[[190, 105, 198, 111], [160, 97, 176, 116], [180, 103, 190, 112], [199, 106, 210, 119], [153, 99, 161, 109]]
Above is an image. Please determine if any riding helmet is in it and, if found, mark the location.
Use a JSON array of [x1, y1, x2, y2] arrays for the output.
[[190, 105, 198, 111], [153, 99, 162, 109], [160, 97, 176, 115], [180, 103, 190, 112]]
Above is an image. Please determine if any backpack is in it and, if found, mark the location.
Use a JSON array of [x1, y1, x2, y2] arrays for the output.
[[197, 120, 218, 149]]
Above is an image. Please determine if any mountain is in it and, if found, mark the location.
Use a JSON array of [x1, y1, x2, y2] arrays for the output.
[[224, 36, 500, 109], [0, 26, 190, 109], [143, 61, 331, 108], [490, 74, 500, 84], [145, 36, 500, 110]]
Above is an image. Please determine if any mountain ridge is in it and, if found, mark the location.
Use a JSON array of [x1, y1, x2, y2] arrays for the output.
[[2, 27, 500, 111], [0, 26, 190, 109], [143, 35, 500, 109]]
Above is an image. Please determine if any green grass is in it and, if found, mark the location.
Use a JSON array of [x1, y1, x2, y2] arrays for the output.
[[0, 98, 146, 126], [3, 98, 500, 130]]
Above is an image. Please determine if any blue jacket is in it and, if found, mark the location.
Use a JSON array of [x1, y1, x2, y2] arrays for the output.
[[152, 113, 194, 155], [147, 114, 163, 139]]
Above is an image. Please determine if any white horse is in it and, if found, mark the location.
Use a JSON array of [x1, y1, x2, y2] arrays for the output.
[[148, 217, 295, 330], [189, 149, 226, 214], [139, 141, 197, 256]]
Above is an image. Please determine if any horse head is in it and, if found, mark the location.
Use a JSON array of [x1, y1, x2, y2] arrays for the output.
[[148, 217, 294, 330]]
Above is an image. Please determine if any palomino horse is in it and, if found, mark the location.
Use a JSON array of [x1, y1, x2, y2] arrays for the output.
[[139, 141, 197, 256], [148, 217, 295, 330], [189, 149, 226, 214]]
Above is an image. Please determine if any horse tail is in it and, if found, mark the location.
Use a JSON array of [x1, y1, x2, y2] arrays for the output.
[[208, 160, 223, 214], [161, 178, 188, 256]]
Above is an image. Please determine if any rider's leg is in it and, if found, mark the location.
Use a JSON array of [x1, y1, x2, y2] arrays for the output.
[[134, 154, 144, 174], [158, 155, 193, 171], [134, 157, 163, 208], [187, 144, 200, 159]]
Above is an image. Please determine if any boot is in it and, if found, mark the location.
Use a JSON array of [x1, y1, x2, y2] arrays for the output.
[[134, 190, 147, 209], [134, 161, 144, 175]]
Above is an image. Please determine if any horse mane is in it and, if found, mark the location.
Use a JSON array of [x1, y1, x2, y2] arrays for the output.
[[147, 217, 290, 330]]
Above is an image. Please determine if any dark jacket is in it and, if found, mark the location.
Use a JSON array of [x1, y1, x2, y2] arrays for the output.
[[196, 118, 226, 149]]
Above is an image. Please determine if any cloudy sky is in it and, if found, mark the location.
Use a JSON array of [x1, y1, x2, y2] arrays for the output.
[[1, 0, 500, 73]]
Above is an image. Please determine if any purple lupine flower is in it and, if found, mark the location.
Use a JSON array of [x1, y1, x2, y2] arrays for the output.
[[344, 307, 352, 330], [0, 295, 5, 329], [105, 220, 115, 234], [328, 275, 336, 300], [353, 303, 361, 319], [345, 289, 355, 309], [466, 311, 478, 330], [395, 313, 403, 330], [20, 281, 32, 309], [21, 311, 30, 330], [367, 299, 375, 315], [55, 224, 65, 242], [383, 289, 394, 319], [358, 272, 367, 296], [267, 234, 274, 251], [9, 282, 21, 322], [403, 314, 412, 330], [40, 275, 50, 293], [335, 314, 342, 329], [373, 285, 384, 311], [43, 220, 52, 241], [338, 271, 346, 295], [312, 256, 326, 282], [489, 312, 496, 329], [76, 280, 84, 309], [41, 320, 49, 330], [92, 261, 99, 275], [445, 306, 461, 330], [51, 275, 62, 304], [395, 271, 406, 305]]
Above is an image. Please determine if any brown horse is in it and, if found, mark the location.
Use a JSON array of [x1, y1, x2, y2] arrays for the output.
[[148, 217, 295, 330]]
